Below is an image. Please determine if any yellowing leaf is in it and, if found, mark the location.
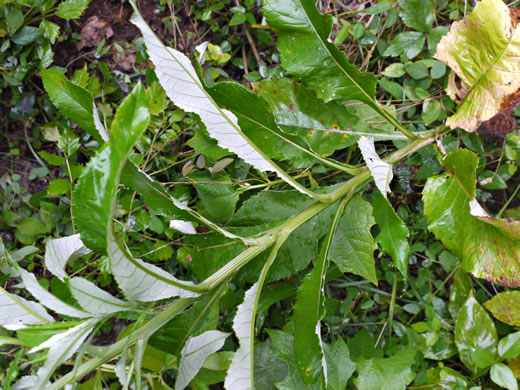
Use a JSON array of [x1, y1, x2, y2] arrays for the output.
[[435, 0, 520, 131]]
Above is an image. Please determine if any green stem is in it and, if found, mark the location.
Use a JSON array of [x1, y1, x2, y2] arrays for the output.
[[497, 181, 520, 218], [47, 298, 194, 390]]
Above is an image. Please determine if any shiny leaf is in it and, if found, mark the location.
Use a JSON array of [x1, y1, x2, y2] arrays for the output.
[[448, 269, 473, 320], [423, 149, 520, 286], [454, 294, 497, 373], [491, 363, 519, 390], [435, 0, 520, 131], [499, 332, 520, 359], [398, 0, 435, 32], [373, 193, 410, 277]]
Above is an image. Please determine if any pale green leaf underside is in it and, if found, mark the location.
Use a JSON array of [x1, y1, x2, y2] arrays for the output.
[[130, 1, 313, 197], [45, 234, 91, 282], [0, 288, 53, 330], [69, 277, 133, 315], [358, 136, 393, 197], [176, 330, 229, 390], [435, 0, 520, 131]]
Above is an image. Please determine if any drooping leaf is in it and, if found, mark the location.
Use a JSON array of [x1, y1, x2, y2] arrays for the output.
[[358, 137, 393, 198], [372, 193, 410, 277], [176, 331, 229, 390], [434, 0, 520, 132], [73, 83, 150, 253], [329, 195, 377, 284], [107, 230, 199, 301], [455, 294, 497, 373], [484, 291, 520, 326], [45, 235, 91, 282], [354, 349, 416, 390], [423, 149, 520, 286], [42, 69, 107, 143], [323, 338, 356, 390], [68, 277, 133, 315], [0, 288, 53, 330], [18, 269, 90, 319], [224, 281, 260, 390], [30, 318, 97, 388], [130, 1, 318, 198], [293, 197, 348, 385]]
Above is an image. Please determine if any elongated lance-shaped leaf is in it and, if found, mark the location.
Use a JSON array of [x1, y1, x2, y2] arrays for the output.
[[108, 230, 199, 301], [262, 0, 414, 139], [293, 197, 349, 385], [0, 287, 53, 330], [73, 83, 150, 254], [18, 268, 91, 318], [224, 238, 287, 389], [31, 318, 98, 389], [129, 2, 325, 200], [176, 330, 230, 390], [42, 69, 108, 143], [69, 277, 133, 315], [358, 136, 393, 198], [45, 234, 91, 282]]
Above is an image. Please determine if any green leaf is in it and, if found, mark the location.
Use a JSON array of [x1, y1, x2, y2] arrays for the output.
[[484, 291, 520, 326], [323, 338, 356, 390], [267, 330, 320, 390], [398, 0, 434, 32], [73, 83, 149, 253], [491, 363, 519, 390], [56, 0, 90, 19], [254, 340, 289, 389], [383, 31, 425, 59], [454, 294, 497, 374], [39, 20, 60, 44], [434, 0, 520, 131], [176, 331, 229, 390], [293, 197, 348, 385], [11, 26, 41, 46], [499, 332, 520, 360], [423, 149, 520, 286], [382, 63, 406, 78], [354, 349, 416, 390], [404, 61, 429, 79], [422, 100, 441, 125], [328, 195, 377, 284], [38, 150, 65, 166], [46, 179, 71, 196], [130, 2, 319, 199], [373, 193, 410, 277], [6, 8, 24, 33], [190, 171, 239, 224], [379, 79, 404, 100], [42, 69, 107, 144], [448, 270, 473, 320]]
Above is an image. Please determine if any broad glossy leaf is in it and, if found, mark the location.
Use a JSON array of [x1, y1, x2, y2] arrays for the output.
[[224, 281, 260, 390], [176, 331, 229, 390], [491, 363, 519, 390], [323, 338, 356, 390], [31, 318, 97, 388], [0, 288, 53, 330], [42, 69, 107, 143], [68, 277, 133, 315], [423, 367, 469, 389], [358, 137, 393, 197], [434, 0, 520, 131], [354, 349, 416, 390], [448, 270, 473, 320], [329, 195, 377, 284], [485, 291, 520, 326], [455, 294, 497, 373], [293, 197, 347, 385], [423, 149, 520, 286], [398, 0, 434, 33], [263, 0, 376, 105], [499, 332, 520, 359], [373, 193, 410, 277], [73, 83, 150, 253], [45, 234, 91, 282], [107, 231, 199, 301], [18, 269, 90, 319], [130, 2, 314, 197], [267, 330, 320, 390]]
